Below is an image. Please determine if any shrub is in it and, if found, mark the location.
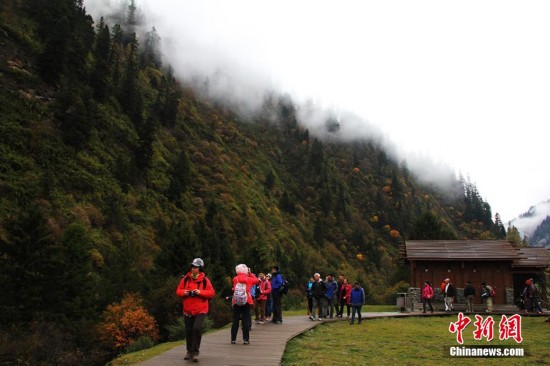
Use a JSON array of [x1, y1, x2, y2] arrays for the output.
[[0, 321, 110, 366], [166, 317, 186, 341], [124, 336, 155, 353], [282, 288, 307, 310], [208, 296, 233, 328], [98, 293, 160, 351]]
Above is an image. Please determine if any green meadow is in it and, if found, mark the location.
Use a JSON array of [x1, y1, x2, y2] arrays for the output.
[[282, 316, 550, 365]]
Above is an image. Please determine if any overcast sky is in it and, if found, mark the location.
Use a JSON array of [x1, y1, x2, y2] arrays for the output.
[[85, 0, 550, 225]]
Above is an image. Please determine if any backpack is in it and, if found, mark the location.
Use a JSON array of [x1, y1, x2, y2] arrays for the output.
[[487, 286, 495, 297], [280, 277, 289, 295], [233, 282, 248, 306], [183, 276, 207, 290]]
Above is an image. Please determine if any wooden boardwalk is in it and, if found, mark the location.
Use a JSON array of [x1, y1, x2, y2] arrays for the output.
[[138, 312, 410, 366]]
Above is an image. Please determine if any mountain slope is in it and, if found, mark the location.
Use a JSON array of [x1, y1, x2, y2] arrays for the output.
[[0, 1, 504, 364]]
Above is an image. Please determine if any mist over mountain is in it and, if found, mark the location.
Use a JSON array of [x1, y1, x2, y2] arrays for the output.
[[82, 0, 467, 199], [511, 200, 550, 246]]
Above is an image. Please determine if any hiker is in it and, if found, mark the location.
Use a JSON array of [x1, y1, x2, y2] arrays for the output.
[[255, 272, 271, 323], [265, 273, 273, 321], [350, 282, 366, 324], [443, 278, 456, 312], [310, 273, 326, 321], [252, 280, 259, 323], [529, 278, 543, 314], [481, 282, 494, 312], [336, 275, 344, 311], [270, 266, 284, 324], [325, 274, 338, 319], [338, 278, 352, 318], [231, 264, 259, 345], [176, 258, 216, 362], [464, 281, 476, 313], [306, 276, 314, 316], [421, 280, 434, 314]]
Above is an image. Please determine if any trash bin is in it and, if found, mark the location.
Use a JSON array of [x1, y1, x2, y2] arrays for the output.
[[396, 292, 408, 312]]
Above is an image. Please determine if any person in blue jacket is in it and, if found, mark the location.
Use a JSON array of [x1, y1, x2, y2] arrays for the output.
[[270, 266, 284, 324], [349, 282, 366, 325], [324, 274, 338, 319]]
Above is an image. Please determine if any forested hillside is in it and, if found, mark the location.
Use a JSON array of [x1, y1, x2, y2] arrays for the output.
[[0, 1, 506, 364]]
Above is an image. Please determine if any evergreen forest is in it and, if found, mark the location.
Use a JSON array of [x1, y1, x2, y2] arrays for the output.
[[0, 1, 509, 364]]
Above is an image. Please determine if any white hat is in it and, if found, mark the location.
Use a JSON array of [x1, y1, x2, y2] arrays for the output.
[[191, 258, 204, 267], [235, 264, 248, 274]]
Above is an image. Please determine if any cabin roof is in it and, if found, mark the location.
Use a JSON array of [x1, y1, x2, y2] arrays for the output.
[[405, 240, 520, 261], [514, 247, 550, 268]]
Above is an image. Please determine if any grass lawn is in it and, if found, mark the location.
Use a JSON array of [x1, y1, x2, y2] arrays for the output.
[[106, 341, 182, 366], [282, 315, 550, 365], [284, 304, 397, 317]]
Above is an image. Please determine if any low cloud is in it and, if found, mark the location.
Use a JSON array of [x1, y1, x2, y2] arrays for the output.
[[84, 0, 464, 197], [510, 200, 550, 239]]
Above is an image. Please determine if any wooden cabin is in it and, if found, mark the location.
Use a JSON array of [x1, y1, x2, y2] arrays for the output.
[[513, 247, 550, 301], [404, 240, 519, 305]]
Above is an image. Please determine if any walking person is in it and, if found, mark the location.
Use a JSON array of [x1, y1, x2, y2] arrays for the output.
[[306, 277, 314, 316], [338, 278, 352, 318], [464, 281, 476, 313], [270, 266, 284, 324], [176, 258, 216, 362], [421, 281, 434, 314], [481, 281, 494, 312], [528, 278, 543, 314], [231, 264, 259, 345], [310, 273, 326, 321], [325, 274, 338, 319], [265, 273, 273, 321], [256, 272, 271, 323], [350, 282, 366, 324], [443, 278, 455, 312]]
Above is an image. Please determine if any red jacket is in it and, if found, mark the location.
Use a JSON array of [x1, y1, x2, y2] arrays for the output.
[[422, 284, 434, 300], [340, 283, 352, 304], [257, 278, 272, 301], [176, 272, 215, 316], [232, 273, 259, 305]]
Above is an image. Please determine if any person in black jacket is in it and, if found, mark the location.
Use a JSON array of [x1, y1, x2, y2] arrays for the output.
[[463, 281, 476, 313], [309, 273, 326, 321], [444, 278, 456, 312]]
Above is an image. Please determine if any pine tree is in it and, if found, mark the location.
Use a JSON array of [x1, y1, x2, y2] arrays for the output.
[[506, 224, 524, 247], [0, 206, 56, 324], [141, 26, 162, 68], [167, 151, 193, 202], [411, 211, 457, 240], [91, 17, 112, 100]]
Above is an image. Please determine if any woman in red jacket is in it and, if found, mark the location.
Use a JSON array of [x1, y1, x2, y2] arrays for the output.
[[231, 264, 259, 345], [422, 280, 435, 313], [338, 278, 352, 318], [255, 272, 272, 324], [176, 258, 216, 362]]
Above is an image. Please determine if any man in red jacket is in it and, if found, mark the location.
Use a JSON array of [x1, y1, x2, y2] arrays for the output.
[[176, 258, 216, 362]]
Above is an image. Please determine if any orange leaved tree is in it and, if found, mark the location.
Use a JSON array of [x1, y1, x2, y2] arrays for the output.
[[98, 293, 159, 351]]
